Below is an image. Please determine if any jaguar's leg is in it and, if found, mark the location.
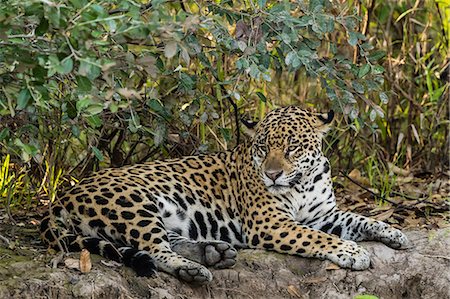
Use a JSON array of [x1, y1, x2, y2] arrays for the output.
[[306, 208, 409, 249], [114, 214, 213, 284], [167, 230, 237, 269]]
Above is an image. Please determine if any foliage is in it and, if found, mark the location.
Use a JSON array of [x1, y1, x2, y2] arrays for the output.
[[0, 0, 448, 204]]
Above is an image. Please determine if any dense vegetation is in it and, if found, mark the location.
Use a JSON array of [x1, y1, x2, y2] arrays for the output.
[[0, 0, 448, 206]]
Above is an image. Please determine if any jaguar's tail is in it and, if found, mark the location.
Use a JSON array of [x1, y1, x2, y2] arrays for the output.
[[40, 206, 156, 277]]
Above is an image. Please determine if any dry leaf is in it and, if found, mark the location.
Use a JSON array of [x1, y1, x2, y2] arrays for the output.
[[325, 263, 341, 270], [80, 249, 92, 273], [287, 285, 303, 298], [65, 258, 80, 270], [303, 276, 327, 284], [388, 162, 410, 177], [348, 169, 370, 187], [164, 41, 178, 58], [117, 88, 141, 100], [373, 208, 395, 221]]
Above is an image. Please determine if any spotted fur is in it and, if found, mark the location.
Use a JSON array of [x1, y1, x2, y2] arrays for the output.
[[41, 106, 409, 284]]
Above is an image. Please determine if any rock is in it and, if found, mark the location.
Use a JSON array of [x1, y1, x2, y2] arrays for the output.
[[0, 229, 449, 298]]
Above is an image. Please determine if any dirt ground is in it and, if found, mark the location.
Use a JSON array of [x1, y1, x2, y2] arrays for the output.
[[0, 173, 448, 298]]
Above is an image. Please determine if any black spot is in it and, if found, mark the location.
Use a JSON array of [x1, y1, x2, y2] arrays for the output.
[[251, 234, 259, 246], [185, 196, 196, 205], [101, 207, 110, 216], [163, 211, 172, 218], [113, 222, 127, 234], [219, 227, 231, 243], [78, 205, 85, 214], [228, 221, 244, 243], [116, 197, 133, 208], [137, 209, 153, 218], [65, 202, 74, 211], [346, 218, 353, 226], [280, 232, 288, 238], [108, 210, 118, 220], [103, 192, 114, 199], [173, 193, 187, 210], [194, 212, 208, 238], [143, 204, 158, 213], [206, 212, 218, 238], [280, 244, 292, 251], [121, 211, 135, 220], [331, 226, 342, 237], [296, 248, 306, 254], [94, 195, 109, 205], [130, 194, 143, 202], [89, 219, 106, 228], [320, 223, 333, 233], [87, 208, 97, 217], [188, 220, 198, 240], [130, 229, 140, 238], [263, 243, 274, 249], [137, 220, 152, 227], [302, 241, 311, 247], [214, 209, 224, 221], [143, 233, 151, 241], [151, 227, 162, 234], [308, 202, 322, 213]]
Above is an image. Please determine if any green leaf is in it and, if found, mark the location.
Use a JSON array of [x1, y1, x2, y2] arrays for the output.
[[83, 103, 104, 116], [368, 50, 386, 62], [348, 31, 358, 46], [86, 115, 102, 128], [352, 81, 365, 94], [92, 146, 104, 161], [371, 65, 385, 75], [76, 75, 92, 92], [358, 64, 371, 78], [219, 127, 232, 142], [379, 92, 389, 104], [256, 91, 267, 103], [0, 128, 10, 141], [17, 89, 31, 110], [76, 97, 93, 112], [79, 59, 101, 80], [59, 57, 73, 74], [249, 63, 260, 79], [285, 51, 297, 66], [71, 125, 80, 138]]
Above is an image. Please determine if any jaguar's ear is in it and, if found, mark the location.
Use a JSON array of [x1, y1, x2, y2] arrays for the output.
[[241, 118, 259, 138], [315, 110, 334, 135]]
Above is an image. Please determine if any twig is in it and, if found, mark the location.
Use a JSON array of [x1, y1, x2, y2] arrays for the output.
[[421, 254, 450, 261], [0, 234, 10, 245], [339, 171, 419, 212]]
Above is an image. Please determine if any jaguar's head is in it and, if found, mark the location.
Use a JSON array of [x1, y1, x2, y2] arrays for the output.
[[245, 106, 334, 195]]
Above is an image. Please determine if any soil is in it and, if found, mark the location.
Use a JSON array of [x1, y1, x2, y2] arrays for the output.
[[0, 173, 448, 299]]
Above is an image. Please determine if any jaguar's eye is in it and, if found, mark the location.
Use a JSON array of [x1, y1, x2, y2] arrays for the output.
[[286, 145, 298, 154], [258, 145, 268, 154]]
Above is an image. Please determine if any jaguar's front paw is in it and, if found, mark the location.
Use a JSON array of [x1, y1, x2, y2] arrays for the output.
[[379, 227, 411, 249], [327, 240, 370, 270]]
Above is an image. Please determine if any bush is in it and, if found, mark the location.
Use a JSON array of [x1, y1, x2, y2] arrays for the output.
[[0, 0, 447, 203]]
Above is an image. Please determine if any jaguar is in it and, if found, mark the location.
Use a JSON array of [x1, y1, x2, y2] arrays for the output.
[[41, 106, 409, 284]]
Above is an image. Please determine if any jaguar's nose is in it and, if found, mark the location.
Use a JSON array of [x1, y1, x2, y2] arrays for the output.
[[265, 170, 283, 182]]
